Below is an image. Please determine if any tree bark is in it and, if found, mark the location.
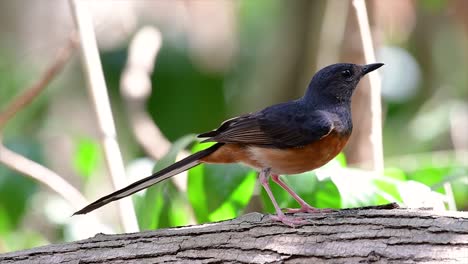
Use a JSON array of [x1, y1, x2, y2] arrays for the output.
[[1, 208, 467, 264]]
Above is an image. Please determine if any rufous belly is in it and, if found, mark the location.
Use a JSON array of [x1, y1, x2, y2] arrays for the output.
[[200, 132, 350, 175]]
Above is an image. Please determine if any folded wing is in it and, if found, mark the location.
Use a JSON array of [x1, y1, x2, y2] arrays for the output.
[[198, 106, 334, 148]]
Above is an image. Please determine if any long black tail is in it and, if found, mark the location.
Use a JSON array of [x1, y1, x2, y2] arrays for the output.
[[73, 143, 223, 215]]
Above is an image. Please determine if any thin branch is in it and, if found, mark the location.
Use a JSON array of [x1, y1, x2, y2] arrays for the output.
[[0, 144, 107, 234], [443, 183, 457, 211], [0, 36, 78, 129], [120, 27, 192, 195], [352, 0, 384, 172], [120, 26, 171, 160], [0, 145, 88, 209], [69, 0, 139, 233], [0, 34, 87, 212]]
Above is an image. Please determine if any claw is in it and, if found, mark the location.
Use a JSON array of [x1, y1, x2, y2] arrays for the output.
[[260, 168, 308, 227], [269, 214, 307, 227], [271, 174, 336, 215], [285, 206, 334, 214]]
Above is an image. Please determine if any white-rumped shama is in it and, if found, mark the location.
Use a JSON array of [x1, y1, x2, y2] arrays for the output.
[[74, 62, 384, 226]]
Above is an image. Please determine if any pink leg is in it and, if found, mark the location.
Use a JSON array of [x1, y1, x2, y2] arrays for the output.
[[271, 174, 333, 214], [259, 169, 306, 226]]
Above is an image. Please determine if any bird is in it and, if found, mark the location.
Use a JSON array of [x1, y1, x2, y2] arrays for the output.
[[74, 62, 384, 226]]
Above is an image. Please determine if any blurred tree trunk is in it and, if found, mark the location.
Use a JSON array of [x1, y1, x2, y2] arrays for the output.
[[341, 1, 380, 168], [1, 209, 466, 263]]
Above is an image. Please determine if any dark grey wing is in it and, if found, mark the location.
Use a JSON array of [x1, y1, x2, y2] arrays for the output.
[[198, 114, 254, 138], [198, 105, 334, 148], [198, 113, 274, 145], [258, 111, 334, 148]]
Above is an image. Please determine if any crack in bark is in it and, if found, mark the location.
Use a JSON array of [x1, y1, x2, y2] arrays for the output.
[[1, 209, 466, 263]]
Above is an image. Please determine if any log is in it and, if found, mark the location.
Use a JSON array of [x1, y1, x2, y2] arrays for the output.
[[1, 207, 467, 263]]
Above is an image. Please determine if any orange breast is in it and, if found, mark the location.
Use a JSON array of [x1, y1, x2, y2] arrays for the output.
[[200, 132, 350, 175], [247, 132, 350, 174], [200, 143, 263, 169]]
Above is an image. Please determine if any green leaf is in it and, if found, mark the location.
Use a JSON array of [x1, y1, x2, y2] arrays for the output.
[[1, 229, 48, 252], [0, 205, 12, 235], [334, 153, 347, 167], [187, 163, 209, 222], [314, 178, 341, 209], [185, 141, 209, 223], [373, 167, 406, 204], [135, 184, 164, 229], [73, 137, 101, 180], [145, 182, 188, 229], [260, 171, 341, 213], [0, 141, 39, 231], [188, 141, 257, 223], [168, 193, 191, 227], [203, 164, 255, 212], [384, 167, 407, 181], [449, 172, 468, 210], [136, 134, 196, 230], [408, 166, 451, 193], [208, 170, 256, 222], [328, 169, 378, 208]]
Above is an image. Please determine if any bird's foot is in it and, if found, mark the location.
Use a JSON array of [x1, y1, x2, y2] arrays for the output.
[[285, 206, 334, 214], [269, 214, 307, 227]]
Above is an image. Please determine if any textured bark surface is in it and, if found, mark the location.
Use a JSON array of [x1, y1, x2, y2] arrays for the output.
[[1, 208, 467, 264]]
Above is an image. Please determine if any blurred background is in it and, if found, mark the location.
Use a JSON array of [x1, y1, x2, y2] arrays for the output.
[[0, 0, 467, 253]]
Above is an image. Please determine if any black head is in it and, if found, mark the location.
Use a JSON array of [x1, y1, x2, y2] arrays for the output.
[[304, 63, 384, 104]]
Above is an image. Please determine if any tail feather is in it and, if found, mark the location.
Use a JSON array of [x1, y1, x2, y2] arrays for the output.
[[73, 143, 223, 215]]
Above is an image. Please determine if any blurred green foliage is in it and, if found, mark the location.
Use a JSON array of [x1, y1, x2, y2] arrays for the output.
[[72, 137, 101, 181], [188, 142, 257, 223], [0, 142, 39, 233], [0, 53, 50, 138], [136, 134, 195, 230], [0, 142, 40, 251], [148, 46, 227, 140]]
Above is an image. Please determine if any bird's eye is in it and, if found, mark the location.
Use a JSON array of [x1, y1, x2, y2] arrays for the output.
[[341, 70, 352, 78]]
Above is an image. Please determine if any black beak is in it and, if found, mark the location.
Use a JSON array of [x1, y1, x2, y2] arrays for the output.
[[362, 63, 384, 75]]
